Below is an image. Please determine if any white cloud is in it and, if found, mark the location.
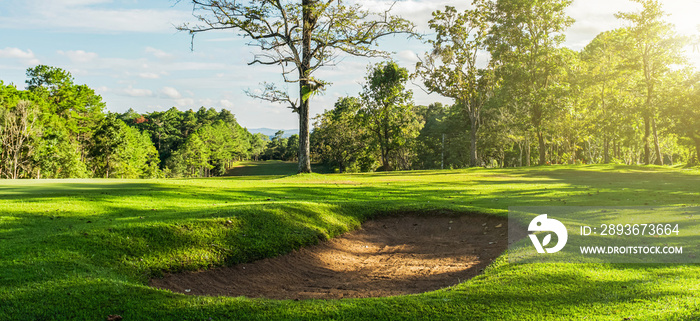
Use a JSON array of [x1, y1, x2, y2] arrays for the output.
[[174, 97, 195, 107], [198, 98, 215, 106], [220, 99, 235, 109], [397, 50, 419, 65], [145, 47, 174, 59], [0, 1, 192, 33], [350, 0, 472, 31], [50, 0, 112, 6], [0, 47, 41, 65], [117, 86, 154, 97], [0, 47, 35, 59], [160, 86, 182, 99], [138, 72, 160, 79], [57, 50, 98, 63]]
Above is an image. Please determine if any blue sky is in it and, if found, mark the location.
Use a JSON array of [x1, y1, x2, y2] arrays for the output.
[[1, 0, 699, 129]]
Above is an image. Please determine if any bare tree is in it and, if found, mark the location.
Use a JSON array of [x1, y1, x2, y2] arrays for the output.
[[178, 0, 415, 172]]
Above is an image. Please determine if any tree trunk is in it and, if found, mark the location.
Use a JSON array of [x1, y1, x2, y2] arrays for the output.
[[603, 136, 609, 164], [469, 117, 478, 167], [297, 0, 315, 174], [538, 130, 545, 165], [694, 137, 700, 165], [378, 120, 392, 171], [518, 141, 523, 167], [643, 115, 650, 165], [526, 136, 531, 167], [651, 116, 662, 165], [298, 102, 311, 173]]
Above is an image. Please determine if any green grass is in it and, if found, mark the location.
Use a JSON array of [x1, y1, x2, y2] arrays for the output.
[[1, 164, 699, 320]]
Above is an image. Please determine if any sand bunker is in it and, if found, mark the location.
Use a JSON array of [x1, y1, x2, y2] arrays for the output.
[[150, 214, 510, 300]]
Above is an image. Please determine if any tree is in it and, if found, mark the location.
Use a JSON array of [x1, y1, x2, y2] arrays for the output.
[[312, 97, 368, 172], [416, 4, 495, 167], [0, 97, 39, 179], [264, 130, 288, 160], [664, 70, 700, 164], [413, 102, 455, 169], [285, 134, 300, 161], [90, 113, 125, 178], [249, 133, 269, 161], [115, 126, 160, 178], [580, 29, 636, 164], [178, 0, 415, 173], [33, 117, 88, 178], [25, 65, 73, 92], [359, 62, 422, 171], [178, 133, 211, 177], [146, 107, 185, 164], [488, 0, 575, 165], [26, 65, 105, 160], [616, 0, 686, 165]]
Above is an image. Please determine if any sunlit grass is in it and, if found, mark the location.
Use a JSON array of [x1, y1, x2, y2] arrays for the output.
[[0, 164, 699, 320]]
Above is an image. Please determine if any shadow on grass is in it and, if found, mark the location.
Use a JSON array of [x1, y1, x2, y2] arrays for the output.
[[225, 161, 331, 177]]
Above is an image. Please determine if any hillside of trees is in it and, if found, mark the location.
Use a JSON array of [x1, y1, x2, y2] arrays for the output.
[[1, 0, 699, 178]]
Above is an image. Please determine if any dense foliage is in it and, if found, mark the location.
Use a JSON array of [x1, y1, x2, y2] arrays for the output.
[[312, 0, 700, 172], [0, 67, 271, 178]]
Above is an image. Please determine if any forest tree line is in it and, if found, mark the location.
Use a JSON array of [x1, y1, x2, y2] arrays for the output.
[[312, 0, 700, 172], [0, 65, 277, 178], [1, 0, 700, 177]]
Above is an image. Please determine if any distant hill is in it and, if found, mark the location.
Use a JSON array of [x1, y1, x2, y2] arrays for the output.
[[247, 128, 299, 139]]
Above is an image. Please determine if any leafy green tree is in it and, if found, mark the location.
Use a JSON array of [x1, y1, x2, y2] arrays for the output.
[[32, 117, 87, 178], [197, 121, 249, 176], [196, 107, 219, 125], [26, 65, 105, 161], [663, 70, 700, 164], [488, 0, 575, 165], [147, 107, 185, 164], [181, 110, 199, 137], [616, 0, 686, 165], [90, 113, 125, 178], [359, 62, 422, 171], [178, 0, 415, 173], [416, 4, 495, 167], [25, 65, 73, 92], [580, 29, 637, 164], [90, 113, 160, 178], [263, 130, 288, 160], [414, 103, 450, 169], [114, 126, 160, 178], [285, 134, 300, 161], [249, 133, 269, 161], [178, 132, 211, 177], [312, 97, 369, 172]]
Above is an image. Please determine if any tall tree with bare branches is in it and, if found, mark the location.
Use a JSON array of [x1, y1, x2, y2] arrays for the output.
[[178, 0, 415, 173]]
